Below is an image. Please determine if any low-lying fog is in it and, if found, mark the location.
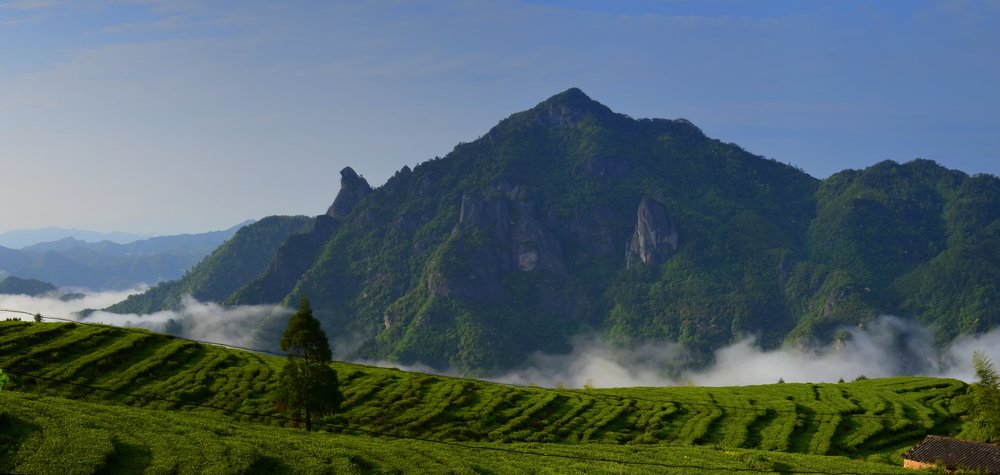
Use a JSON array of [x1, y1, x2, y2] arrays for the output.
[[2, 290, 997, 388], [492, 316, 1000, 388], [0, 290, 286, 350]]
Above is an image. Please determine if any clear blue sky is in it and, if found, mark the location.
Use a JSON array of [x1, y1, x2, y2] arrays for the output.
[[2, 0, 998, 234]]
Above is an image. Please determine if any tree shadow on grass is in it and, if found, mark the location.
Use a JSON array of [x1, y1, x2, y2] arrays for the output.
[[0, 413, 40, 472], [96, 439, 153, 475]]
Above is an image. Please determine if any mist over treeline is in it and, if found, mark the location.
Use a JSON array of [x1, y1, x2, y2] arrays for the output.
[[2, 290, 996, 388], [490, 315, 1000, 388]]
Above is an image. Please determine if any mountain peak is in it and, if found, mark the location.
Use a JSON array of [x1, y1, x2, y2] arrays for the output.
[[523, 87, 616, 127], [545, 87, 594, 105]]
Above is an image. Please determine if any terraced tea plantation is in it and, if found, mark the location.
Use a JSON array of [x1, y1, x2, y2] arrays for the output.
[[3, 390, 934, 474], [0, 320, 968, 473]]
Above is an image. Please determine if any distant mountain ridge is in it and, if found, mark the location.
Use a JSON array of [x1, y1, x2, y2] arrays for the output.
[[107, 88, 1000, 374], [0, 220, 255, 290], [0, 227, 152, 249]]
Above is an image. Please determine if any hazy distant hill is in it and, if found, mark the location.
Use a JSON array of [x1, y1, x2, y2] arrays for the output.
[[0, 275, 57, 296], [0, 221, 254, 290], [0, 227, 151, 249], [107, 89, 1000, 374]]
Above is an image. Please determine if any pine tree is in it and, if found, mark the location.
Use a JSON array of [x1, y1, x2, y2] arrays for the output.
[[272, 297, 342, 431], [970, 351, 1000, 443]]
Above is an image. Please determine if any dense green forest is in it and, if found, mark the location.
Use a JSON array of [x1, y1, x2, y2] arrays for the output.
[[106, 88, 1000, 374]]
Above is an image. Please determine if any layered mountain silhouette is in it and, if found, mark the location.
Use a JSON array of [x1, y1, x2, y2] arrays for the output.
[[0, 221, 255, 290], [107, 88, 1000, 373]]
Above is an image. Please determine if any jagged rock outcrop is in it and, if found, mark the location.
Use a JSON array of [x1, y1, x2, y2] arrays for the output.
[[424, 182, 573, 304], [456, 183, 566, 275], [458, 193, 512, 244], [326, 167, 373, 218], [626, 198, 679, 268], [511, 205, 566, 274]]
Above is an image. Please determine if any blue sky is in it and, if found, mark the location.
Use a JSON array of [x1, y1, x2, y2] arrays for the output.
[[1, 0, 998, 234]]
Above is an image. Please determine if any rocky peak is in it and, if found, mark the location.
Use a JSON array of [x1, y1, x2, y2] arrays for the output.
[[326, 167, 373, 218], [626, 198, 679, 268]]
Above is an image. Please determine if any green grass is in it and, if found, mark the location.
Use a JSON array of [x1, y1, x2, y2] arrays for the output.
[[0, 321, 970, 473], [0, 391, 932, 475]]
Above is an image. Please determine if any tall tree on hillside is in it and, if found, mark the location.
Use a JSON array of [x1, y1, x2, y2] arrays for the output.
[[272, 297, 342, 431], [0, 369, 8, 390], [970, 351, 1000, 443]]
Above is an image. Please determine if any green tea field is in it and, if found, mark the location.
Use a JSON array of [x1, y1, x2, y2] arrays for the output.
[[1, 390, 935, 474], [0, 320, 969, 473]]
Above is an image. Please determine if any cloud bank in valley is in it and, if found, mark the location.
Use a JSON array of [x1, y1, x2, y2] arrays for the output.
[[491, 336, 689, 389], [0, 288, 143, 319], [495, 316, 1000, 389], [3, 289, 999, 388]]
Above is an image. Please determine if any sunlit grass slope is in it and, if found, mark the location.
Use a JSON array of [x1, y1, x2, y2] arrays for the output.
[[0, 321, 966, 462]]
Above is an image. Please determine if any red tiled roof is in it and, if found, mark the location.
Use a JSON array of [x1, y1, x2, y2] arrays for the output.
[[903, 435, 1000, 474]]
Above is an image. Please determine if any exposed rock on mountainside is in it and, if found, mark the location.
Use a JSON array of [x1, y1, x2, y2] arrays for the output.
[[626, 198, 679, 268], [326, 167, 372, 219]]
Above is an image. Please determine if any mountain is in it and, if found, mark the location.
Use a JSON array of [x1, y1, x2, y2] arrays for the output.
[[21, 220, 254, 257], [106, 88, 1000, 374], [0, 227, 151, 249], [0, 221, 255, 290]]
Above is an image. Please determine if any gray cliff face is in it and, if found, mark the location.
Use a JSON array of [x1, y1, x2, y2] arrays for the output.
[[457, 182, 566, 276], [626, 198, 679, 268], [427, 182, 571, 301], [326, 167, 373, 218]]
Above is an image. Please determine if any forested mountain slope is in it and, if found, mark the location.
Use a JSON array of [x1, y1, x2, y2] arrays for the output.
[[107, 216, 314, 313]]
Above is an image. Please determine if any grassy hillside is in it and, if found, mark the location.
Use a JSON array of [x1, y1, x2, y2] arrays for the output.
[[0, 321, 967, 461], [1, 390, 938, 475]]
